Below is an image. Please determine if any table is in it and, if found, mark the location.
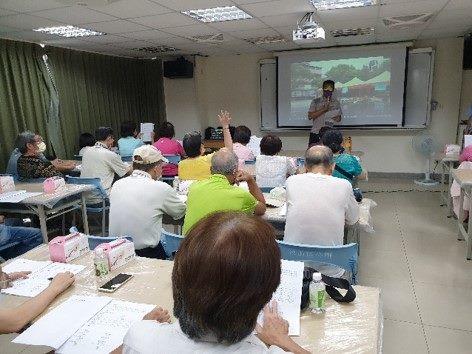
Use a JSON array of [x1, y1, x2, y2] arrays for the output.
[[435, 153, 459, 216], [0, 183, 93, 243], [1, 245, 382, 353], [451, 169, 472, 259]]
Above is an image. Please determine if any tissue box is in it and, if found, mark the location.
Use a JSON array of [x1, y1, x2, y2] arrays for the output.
[[0, 176, 15, 193], [49, 232, 89, 263], [43, 176, 66, 194], [95, 239, 135, 271]]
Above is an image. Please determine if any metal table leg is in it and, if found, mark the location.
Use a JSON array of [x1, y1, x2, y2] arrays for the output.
[[37, 205, 48, 243], [81, 193, 90, 235]]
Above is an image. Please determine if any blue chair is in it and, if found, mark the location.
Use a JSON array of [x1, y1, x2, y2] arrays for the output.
[[69, 226, 132, 250], [260, 187, 273, 193], [164, 155, 181, 166], [277, 241, 359, 284], [244, 159, 256, 165], [66, 176, 109, 236], [160, 229, 185, 259], [297, 157, 305, 167], [121, 155, 133, 163]]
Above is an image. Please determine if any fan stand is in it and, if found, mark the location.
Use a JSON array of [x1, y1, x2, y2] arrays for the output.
[[414, 156, 439, 187]]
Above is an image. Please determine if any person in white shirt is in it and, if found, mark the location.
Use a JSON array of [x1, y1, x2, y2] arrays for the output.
[[80, 127, 132, 202], [109, 145, 186, 259], [284, 145, 359, 246], [255, 134, 297, 188], [112, 212, 309, 354]]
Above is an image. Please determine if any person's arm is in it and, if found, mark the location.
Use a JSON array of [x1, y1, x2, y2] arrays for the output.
[[218, 110, 233, 151], [256, 302, 310, 354], [162, 187, 186, 220], [109, 154, 133, 177], [51, 159, 77, 172], [345, 186, 360, 225], [236, 171, 266, 215], [0, 272, 75, 334], [308, 99, 330, 121]]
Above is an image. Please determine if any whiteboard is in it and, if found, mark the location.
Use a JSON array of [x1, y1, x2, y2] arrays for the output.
[[260, 48, 434, 130]]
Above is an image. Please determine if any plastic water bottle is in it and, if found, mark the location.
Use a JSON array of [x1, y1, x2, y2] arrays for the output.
[[309, 272, 326, 314], [94, 248, 109, 277], [173, 176, 180, 192]]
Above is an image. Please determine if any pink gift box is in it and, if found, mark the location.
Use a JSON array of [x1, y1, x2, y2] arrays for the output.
[[49, 232, 89, 263], [95, 238, 135, 271]]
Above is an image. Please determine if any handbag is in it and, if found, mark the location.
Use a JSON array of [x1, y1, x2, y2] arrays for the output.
[[301, 267, 356, 310]]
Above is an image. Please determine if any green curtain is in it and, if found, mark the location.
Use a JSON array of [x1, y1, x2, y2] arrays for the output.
[[0, 39, 166, 171], [0, 39, 52, 170]]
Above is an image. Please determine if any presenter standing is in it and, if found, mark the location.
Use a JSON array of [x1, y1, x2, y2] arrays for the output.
[[307, 80, 342, 145]]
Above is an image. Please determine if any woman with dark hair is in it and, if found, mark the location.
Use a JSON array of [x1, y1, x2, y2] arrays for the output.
[[233, 125, 255, 162], [116, 212, 309, 354], [321, 130, 363, 185], [255, 134, 296, 188], [78, 133, 95, 156], [153, 122, 185, 177], [118, 121, 144, 157]]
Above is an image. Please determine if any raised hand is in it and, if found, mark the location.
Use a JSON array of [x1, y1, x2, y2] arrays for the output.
[[218, 110, 232, 128]]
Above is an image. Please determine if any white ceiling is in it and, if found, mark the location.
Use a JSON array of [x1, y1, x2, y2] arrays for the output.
[[0, 0, 471, 58]]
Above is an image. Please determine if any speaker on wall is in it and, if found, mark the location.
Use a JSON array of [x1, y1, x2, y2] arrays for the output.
[[164, 57, 194, 78], [464, 33, 472, 70]]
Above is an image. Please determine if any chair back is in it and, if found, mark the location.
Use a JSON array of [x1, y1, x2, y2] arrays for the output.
[[121, 155, 133, 163], [164, 155, 181, 165], [297, 157, 305, 167], [160, 229, 185, 259], [65, 176, 108, 199], [244, 159, 256, 165], [277, 241, 359, 284], [260, 187, 273, 193], [5, 149, 20, 180], [73, 155, 83, 161]]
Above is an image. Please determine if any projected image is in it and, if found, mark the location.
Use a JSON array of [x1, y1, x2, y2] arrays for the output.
[[290, 56, 392, 123]]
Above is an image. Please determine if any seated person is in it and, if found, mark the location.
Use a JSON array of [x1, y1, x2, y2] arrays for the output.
[[115, 212, 309, 354], [182, 149, 266, 234], [232, 125, 255, 162], [78, 132, 95, 156], [178, 111, 233, 181], [15, 132, 63, 179], [322, 130, 364, 185], [284, 146, 359, 247], [109, 145, 186, 259], [0, 216, 43, 259], [81, 127, 132, 198], [118, 121, 144, 157], [308, 126, 332, 148], [255, 134, 296, 188], [0, 271, 74, 333], [153, 122, 185, 177]]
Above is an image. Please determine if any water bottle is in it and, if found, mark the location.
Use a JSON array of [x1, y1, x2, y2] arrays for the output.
[[173, 176, 180, 192], [309, 272, 326, 314], [94, 248, 109, 277]]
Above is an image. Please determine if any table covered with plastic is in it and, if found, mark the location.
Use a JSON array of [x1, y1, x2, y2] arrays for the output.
[[1, 245, 382, 353]]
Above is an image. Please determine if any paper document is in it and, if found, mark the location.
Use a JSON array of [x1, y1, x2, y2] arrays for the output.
[[58, 300, 155, 354], [258, 260, 304, 336], [0, 190, 42, 203], [2, 262, 86, 297], [279, 203, 287, 217], [140, 123, 154, 142], [13, 295, 112, 349], [465, 135, 472, 148], [2, 258, 51, 274]]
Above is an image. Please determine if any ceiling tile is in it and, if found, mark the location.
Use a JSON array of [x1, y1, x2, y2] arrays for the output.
[[240, 0, 313, 17], [108, 39, 154, 49], [0, 25, 21, 33], [153, 0, 234, 11], [379, 1, 448, 17], [325, 18, 377, 31], [0, 8, 19, 17], [446, 0, 472, 10], [85, 20, 150, 34], [32, 6, 117, 25], [0, 14, 63, 30], [80, 33, 131, 44], [0, 30, 59, 42], [130, 12, 198, 29], [161, 23, 217, 36], [335, 35, 376, 46], [119, 29, 176, 41], [0, 1, 68, 13], [143, 36, 195, 46], [228, 27, 279, 39], [257, 41, 300, 51], [232, 0, 272, 4], [86, 0, 171, 19], [317, 6, 379, 22], [419, 27, 468, 39], [259, 13, 303, 28], [208, 18, 269, 32]]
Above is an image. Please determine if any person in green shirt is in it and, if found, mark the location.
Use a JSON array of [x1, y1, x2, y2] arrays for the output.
[[183, 148, 266, 234]]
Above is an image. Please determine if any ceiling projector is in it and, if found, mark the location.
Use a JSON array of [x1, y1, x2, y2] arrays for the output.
[[293, 12, 326, 43]]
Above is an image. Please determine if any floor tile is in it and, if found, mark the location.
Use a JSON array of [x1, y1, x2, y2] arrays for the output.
[[425, 326, 472, 354], [382, 319, 428, 354], [358, 249, 410, 281]]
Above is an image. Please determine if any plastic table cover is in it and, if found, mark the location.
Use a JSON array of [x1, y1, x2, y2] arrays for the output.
[[1, 245, 381, 353]]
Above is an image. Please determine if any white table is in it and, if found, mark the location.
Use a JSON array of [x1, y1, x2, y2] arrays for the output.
[[0, 183, 93, 243], [0, 245, 382, 353], [436, 153, 459, 216], [452, 168, 472, 259]]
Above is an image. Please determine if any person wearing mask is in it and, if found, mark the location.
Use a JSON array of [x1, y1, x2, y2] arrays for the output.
[[153, 122, 185, 177], [322, 130, 363, 185], [78, 133, 96, 156], [118, 121, 145, 157], [0, 271, 75, 334], [232, 125, 255, 162], [255, 134, 297, 189], [178, 111, 233, 181], [81, 127, 132, 197], [183, 149, 266, 234], [109, 145, 186, 259], [307, 80, 342, 145], [113, 212, 309, 354]]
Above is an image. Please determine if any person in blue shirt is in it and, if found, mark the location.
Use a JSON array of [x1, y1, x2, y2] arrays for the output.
[[321, 130, 363, 185], [117, 121, 144, 158]]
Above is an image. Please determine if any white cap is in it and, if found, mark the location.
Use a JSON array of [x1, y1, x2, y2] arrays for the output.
[[133, 145, 168, 164], [313, 272, 322, 281]]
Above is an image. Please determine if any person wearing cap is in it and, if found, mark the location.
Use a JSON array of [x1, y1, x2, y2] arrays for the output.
[[109, 145, 186, 259]]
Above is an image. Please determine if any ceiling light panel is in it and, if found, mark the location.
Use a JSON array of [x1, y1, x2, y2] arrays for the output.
[[310, 0, 378, 11], [181, 6, 252, 23], [33, 25, 105, 38]]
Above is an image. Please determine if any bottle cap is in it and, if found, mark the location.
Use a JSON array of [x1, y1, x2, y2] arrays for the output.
[[313, 272, 322, 281], [95, 248, 104, 256]]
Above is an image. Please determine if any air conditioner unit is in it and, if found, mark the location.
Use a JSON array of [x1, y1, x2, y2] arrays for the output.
[[383, 13, 433, 29]]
